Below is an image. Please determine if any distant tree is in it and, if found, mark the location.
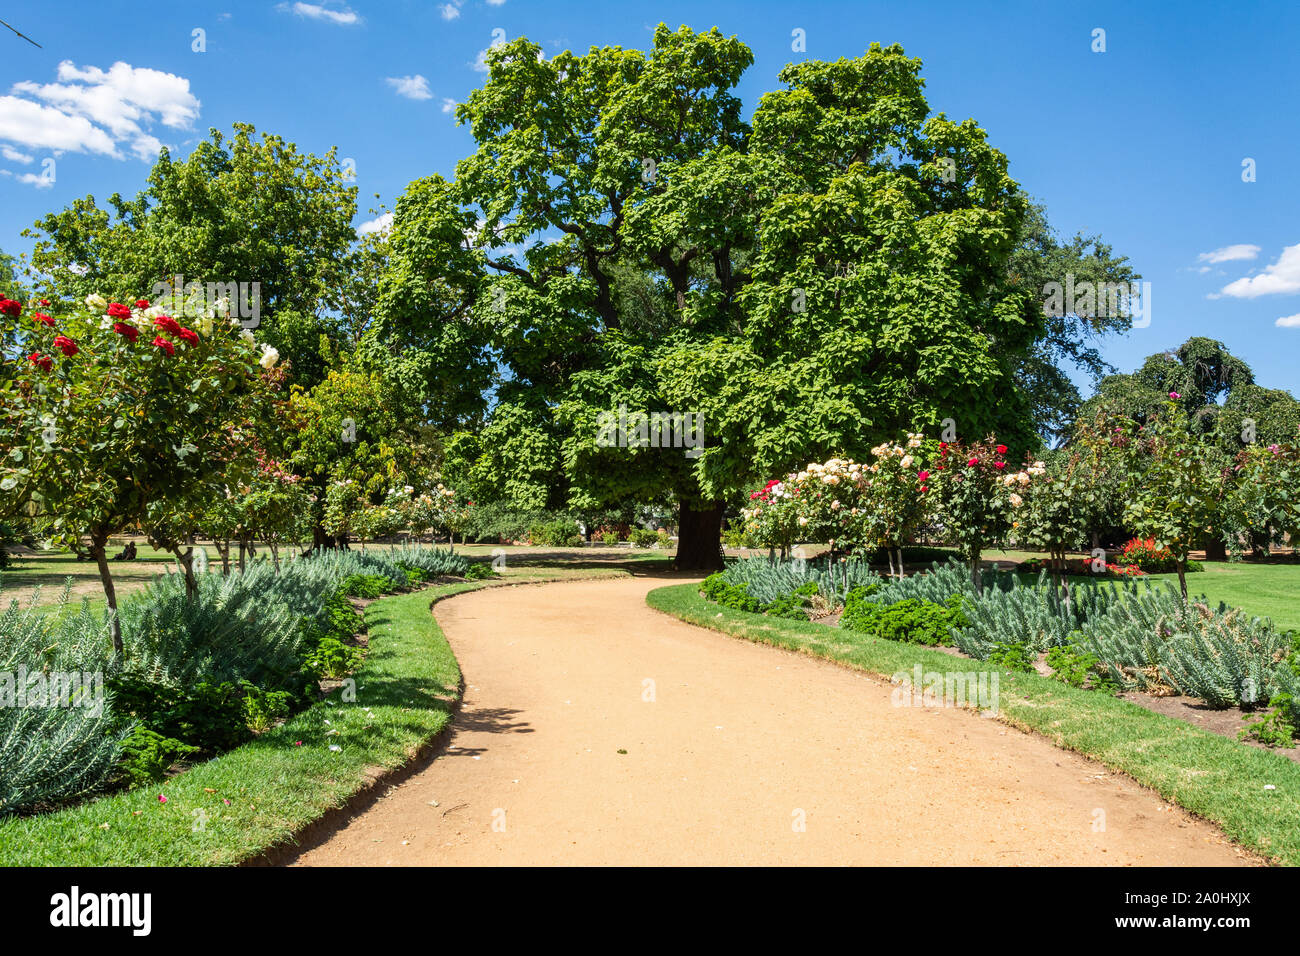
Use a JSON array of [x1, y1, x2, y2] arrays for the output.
[[1006, 199, 1141, 443]]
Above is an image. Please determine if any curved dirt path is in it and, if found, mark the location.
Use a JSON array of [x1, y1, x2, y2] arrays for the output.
[[287, 574, 1255, 866]]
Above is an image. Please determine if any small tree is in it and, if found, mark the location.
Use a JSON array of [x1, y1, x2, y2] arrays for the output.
[[929, 437, 1030, 593], [1120, 398, 1222, 599], [0, 293, 266, 654], [1219, 441, 1300, 559]]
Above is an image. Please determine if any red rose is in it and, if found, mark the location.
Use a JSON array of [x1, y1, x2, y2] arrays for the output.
[[53, 335, 78, 357], [134, 299, 150, 309], [993, 461, 1005, 470], [919, 485, 928, 492], [967, 457, 979, 467], [28, 353, 53, 372], [918, 470, 930, 481], [33, 312, 54, 327], [152, 335, 176, 356], [107, 302, 132, 319], [39, 298, 50, 307], [177, 327, 199, 344], [153, 315, 183, 336], [113, 322, 140, 343], [995, 444, 1008, 455], [0, 298, 21, 316]]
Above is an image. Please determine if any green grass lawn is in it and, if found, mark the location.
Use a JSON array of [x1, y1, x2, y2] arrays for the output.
[[1, 540, 674, 615], [648, 581, 1300, 865], [0, 566, 627, 866]]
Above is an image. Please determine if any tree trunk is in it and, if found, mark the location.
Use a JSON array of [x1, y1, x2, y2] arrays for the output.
[[238, 537, 246, 574], [970, 553, 983, 596], [896, 545, 905, 579], [215, 539, 230, 575], [270, 542, 280, 572], [312, 524, 335, 552], [1176, 559, 1189, 601], [674, 500, 725, 571], [90, 534, 124, 658]]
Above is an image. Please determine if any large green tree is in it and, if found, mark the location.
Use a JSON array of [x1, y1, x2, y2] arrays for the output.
[[386, 27, 1048, 568]]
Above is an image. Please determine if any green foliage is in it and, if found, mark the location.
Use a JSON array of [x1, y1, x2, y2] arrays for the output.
[[701, 573, 762, 613], [601, 531, 620, 545], [463, 562, 498, 581], [528, 518, 580, 546], [842, 594, 968, 646], [387, 543, 470, 579], [304, 638, 363, 681], [340, 573, 390, 599], [1045, 643, 1116, 691], [1158, 605, 1290, 709], [1239, 697, 1296, 748], [0, 587, 127, 815], [986, 642, 1035, 672], [629, 528, 661, 548], [117, 727, 199, 790], [25, 122, 359, 388]]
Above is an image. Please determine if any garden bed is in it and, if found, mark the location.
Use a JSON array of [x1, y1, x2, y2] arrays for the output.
[[650, 580, 1300, 866]]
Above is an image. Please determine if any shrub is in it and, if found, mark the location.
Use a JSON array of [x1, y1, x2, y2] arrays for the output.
[[0, 588, 127, 815], [117, 727, 199, 789], [986, 642, 1035, 672], [842, 594, 968, 646], [1119, 537, 1179, 574], [388, 543, 469, 579], [701, 573, 762, 613], [1044, 643, 1116, 691], [529, 519, 578, 546], [1239, 697, 1296, 748], [601, 531, 620, 545], [1157, 604, 1290, 708], [304, 638, 363, 681], [565, 534, 585, 547], [341, 573, 390, 599], [629, 528, 660, 548], [463, 562, 498, 580]]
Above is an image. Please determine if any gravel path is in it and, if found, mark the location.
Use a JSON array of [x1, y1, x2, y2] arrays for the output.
[[287, 575, 1254, 866]]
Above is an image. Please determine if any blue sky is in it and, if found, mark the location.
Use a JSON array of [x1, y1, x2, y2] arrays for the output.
[[1, 0, 1297, 395]]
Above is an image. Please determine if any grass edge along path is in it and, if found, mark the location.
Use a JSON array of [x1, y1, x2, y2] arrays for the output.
[[647, 581, 1300, 866], [0, 571, 621, 866]]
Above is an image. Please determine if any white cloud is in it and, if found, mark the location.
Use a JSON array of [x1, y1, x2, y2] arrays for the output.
[[1220, 243, 1300, 299], [1276, 313, 1300, 328], [5, 60, 198, 162], [285, 3, 360, 26], [439, 3, 461, 20], [1197, 243, 1260, 264], [0, 95, 119, 156], [0, 169, 53, 189], [441, 97, 458, 114], [358, 212, 393, 235], [486, 0, 507, 5], [1, 145, 33, 163], [386, 75, 433, 100]]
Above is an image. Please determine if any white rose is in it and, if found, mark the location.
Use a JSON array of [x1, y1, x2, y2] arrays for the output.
[[85, 293, 107, 310], [259, 345, 280, 369]]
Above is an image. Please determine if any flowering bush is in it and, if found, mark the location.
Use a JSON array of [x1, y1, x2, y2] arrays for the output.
[[928, 437, 1032, 591], [739, 477, 804, 554], [0, 292, 273, 651], [1118, 537, 1178, 573]]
